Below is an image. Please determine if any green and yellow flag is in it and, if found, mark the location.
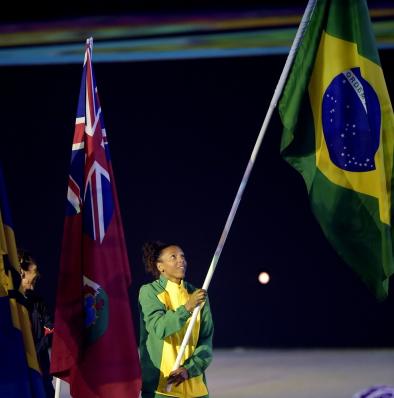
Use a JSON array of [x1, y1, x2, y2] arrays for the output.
[[279, 0, 394, 299]]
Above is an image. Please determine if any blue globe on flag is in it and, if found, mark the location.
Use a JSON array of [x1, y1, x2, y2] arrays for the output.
[[322, 67, 381, 172]]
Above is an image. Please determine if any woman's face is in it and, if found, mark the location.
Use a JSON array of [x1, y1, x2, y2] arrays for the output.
[[157, 245, 187, 284], [20, 263, 39, 293]]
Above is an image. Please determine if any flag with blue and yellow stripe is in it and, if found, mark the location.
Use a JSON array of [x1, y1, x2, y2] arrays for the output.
[[0, 166, 46, 398], [279, 0, 394, 299]]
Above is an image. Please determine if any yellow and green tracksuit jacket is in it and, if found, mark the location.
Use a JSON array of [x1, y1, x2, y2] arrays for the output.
[[138, 275, 214, 398]]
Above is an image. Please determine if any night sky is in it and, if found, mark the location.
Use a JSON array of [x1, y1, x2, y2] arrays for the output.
[[1, 49, 393, 348]]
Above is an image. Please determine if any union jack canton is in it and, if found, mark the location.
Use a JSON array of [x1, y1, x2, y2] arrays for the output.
[[66, 37, 114, 243]]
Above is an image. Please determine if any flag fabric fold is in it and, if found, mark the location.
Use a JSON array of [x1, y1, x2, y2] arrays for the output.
[[50, 38, 141, 398], [0, 166, 46, 398], [279, 0, 394, 299]]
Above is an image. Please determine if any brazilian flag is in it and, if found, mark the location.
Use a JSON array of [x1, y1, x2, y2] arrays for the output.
[[279, 0, 394, 299]]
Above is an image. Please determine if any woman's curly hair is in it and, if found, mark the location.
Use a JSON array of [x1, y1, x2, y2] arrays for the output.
[[142, 240, 174, 279]]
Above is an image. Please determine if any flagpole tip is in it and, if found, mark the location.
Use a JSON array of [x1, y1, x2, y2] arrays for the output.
[[86, 37, 94, 48]]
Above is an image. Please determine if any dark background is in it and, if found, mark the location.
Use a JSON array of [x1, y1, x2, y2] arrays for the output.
[[0, 0, 327, 22], [1, 2, 393, 349]]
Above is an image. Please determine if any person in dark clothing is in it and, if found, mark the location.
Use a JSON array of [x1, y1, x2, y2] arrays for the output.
[[18, 249, 55, 398]]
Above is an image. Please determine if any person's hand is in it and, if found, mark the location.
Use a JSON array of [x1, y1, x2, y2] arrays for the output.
[[44, 326, 54, 336], [184, 289, 207, 313], [167, 367, 189, 386]]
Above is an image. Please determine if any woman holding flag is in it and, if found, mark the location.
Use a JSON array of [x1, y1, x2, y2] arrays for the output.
[[17, 249, 55, 398], [138, 241, 214, 398]]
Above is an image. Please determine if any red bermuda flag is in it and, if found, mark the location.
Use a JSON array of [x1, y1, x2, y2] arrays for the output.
[[50, 38, 141, 398]]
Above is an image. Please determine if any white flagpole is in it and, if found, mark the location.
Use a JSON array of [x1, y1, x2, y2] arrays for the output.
[[166, 0, 318, 391], [54, 377, 61, 398]]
